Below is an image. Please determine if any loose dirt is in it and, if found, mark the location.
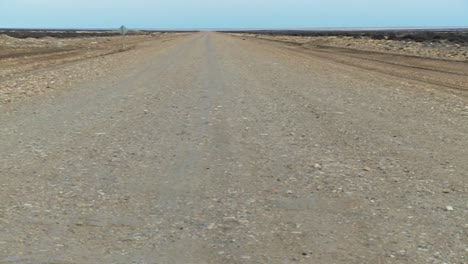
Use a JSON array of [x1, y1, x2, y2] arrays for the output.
[[0, 33, 187, 104], [0, 32, 466, 263], [231, 33, 468, 61]]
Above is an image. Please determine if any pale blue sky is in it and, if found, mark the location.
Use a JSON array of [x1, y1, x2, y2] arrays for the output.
[[1, 0, 467, 29]]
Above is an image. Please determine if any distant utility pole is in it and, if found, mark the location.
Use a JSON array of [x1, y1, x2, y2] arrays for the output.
[[119, 25, 128, 50]]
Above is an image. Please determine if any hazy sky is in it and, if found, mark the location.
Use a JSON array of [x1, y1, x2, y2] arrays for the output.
[[1, 0, 467, 29]]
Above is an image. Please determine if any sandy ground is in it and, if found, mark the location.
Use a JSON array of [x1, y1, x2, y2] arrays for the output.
[[0, 32, 467, 263], [0, 33, 186, 103], [234, 34, 468, 96], [231, 33, 468, 61]]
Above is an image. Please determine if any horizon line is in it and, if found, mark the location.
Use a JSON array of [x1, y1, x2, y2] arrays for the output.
[[1, 26, 468, 31]]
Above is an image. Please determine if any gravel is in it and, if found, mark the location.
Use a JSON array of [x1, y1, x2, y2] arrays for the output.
[[0, 32, 466, 263]]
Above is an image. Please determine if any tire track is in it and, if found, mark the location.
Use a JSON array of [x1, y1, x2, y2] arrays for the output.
[[244, 37, 468, 94]]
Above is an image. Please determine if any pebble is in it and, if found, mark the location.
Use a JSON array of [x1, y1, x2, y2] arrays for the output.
[[445, 205, 454, 211]]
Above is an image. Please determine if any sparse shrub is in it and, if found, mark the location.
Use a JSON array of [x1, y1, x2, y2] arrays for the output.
[[372, 34, 386, 40], [386, 33, 398, 40], [402, 34, 415, 41]]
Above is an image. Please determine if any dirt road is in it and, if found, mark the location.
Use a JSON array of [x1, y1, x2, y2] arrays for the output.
[[0, 32, 467, 263]]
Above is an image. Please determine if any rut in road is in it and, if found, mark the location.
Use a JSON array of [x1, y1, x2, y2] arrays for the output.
[[0, 33, 467, 264]]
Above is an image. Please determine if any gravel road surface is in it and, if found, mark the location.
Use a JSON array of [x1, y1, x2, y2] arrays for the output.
[[0, 32, 467, 263]]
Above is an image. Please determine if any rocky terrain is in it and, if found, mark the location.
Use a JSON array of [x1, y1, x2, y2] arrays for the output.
[[0, 32, 466, 263], [0, 32, 186, 104], [229, 31, 468, 61]]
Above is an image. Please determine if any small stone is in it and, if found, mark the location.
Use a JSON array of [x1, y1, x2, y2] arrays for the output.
[[314, 164, 322, 169], [363, 167, 371, 171], [442, 189, 451, 193], [445, 206, 454, 211], [286, 190, 293, 194], [77, 203, 92, 208], [238, 219, 249, 225]]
